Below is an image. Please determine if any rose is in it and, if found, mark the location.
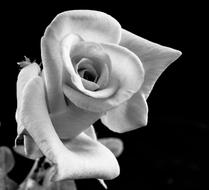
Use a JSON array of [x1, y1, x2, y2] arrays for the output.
[[15, 10, 181, 182]]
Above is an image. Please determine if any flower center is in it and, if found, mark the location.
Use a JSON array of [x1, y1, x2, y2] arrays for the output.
[[79, 70, 96, 82], [70, 40, 112, 91], [77, 58, 98, 83]]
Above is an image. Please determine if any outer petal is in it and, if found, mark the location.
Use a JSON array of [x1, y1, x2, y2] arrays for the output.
[[45, 10, 121, 44], [16, 63, 40, 135], [63, 43, 144, 112], [50, 101, 101, 139], [41, 10, 121, 113], [101, 29, 182, 133], [99, 138, 124, 157], [16, 63, 40, 106], [18, 76, 65, 162], [101, 92, 148, 133], [59, 133, 120, 180], [14, 63, 43, 158], [18, 76, 119, 181], [120, 29, 182, 99], [15, 122, 101, 159], [83, 126, 108, 189]]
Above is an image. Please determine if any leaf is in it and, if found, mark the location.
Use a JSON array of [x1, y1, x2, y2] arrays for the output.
[[0, 147, 15, 174]]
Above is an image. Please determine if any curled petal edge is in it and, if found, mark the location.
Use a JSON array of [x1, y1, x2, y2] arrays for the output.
[[101, 92, 148, 133], [44, 10, 121, 44], [120, 29, 182, 99]]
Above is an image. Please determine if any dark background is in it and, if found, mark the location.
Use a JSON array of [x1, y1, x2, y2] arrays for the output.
[[0, 2, 208, 190]]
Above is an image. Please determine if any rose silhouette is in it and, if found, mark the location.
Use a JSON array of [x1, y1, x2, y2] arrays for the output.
[[15, 10, 181, 182]]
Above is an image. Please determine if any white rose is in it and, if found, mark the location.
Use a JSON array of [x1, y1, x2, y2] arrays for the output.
[[15, 10, 181, 182]]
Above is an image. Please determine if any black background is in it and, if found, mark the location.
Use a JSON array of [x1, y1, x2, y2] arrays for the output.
[[0, 2, 208, 190]]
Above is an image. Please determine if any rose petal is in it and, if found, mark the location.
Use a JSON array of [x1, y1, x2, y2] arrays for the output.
[[44, 10, 121, 44], [63, 43, 144, 113], [41, 10, 121, 114], [101, 92, 148, 133], [15, 126, 100, 159], [83, 127, 108, 189], [62, 35, 112, 97], [50, 100, 102, 139], [16, 63, 40, 105], [81, 78, 100, 91], [73, 53, 110, 90], [15, 125, 99, 159], [16, 63, 40, 135], [101, 30, 182, 133], [99, 138, 124, 157], [18, 76, 66, 162], [41, 33, 67, 114], [19, 76, 119, 181], [120, 29, 182, 99], [59, 133, 120, 181], [15, 63, 43, 158], [73, 47, 108, 91], [0, 147, 15, 174], [76, 58, 99, 88]]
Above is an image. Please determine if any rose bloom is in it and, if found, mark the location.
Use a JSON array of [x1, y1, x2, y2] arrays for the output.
[[14, 10, 181, 182]]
